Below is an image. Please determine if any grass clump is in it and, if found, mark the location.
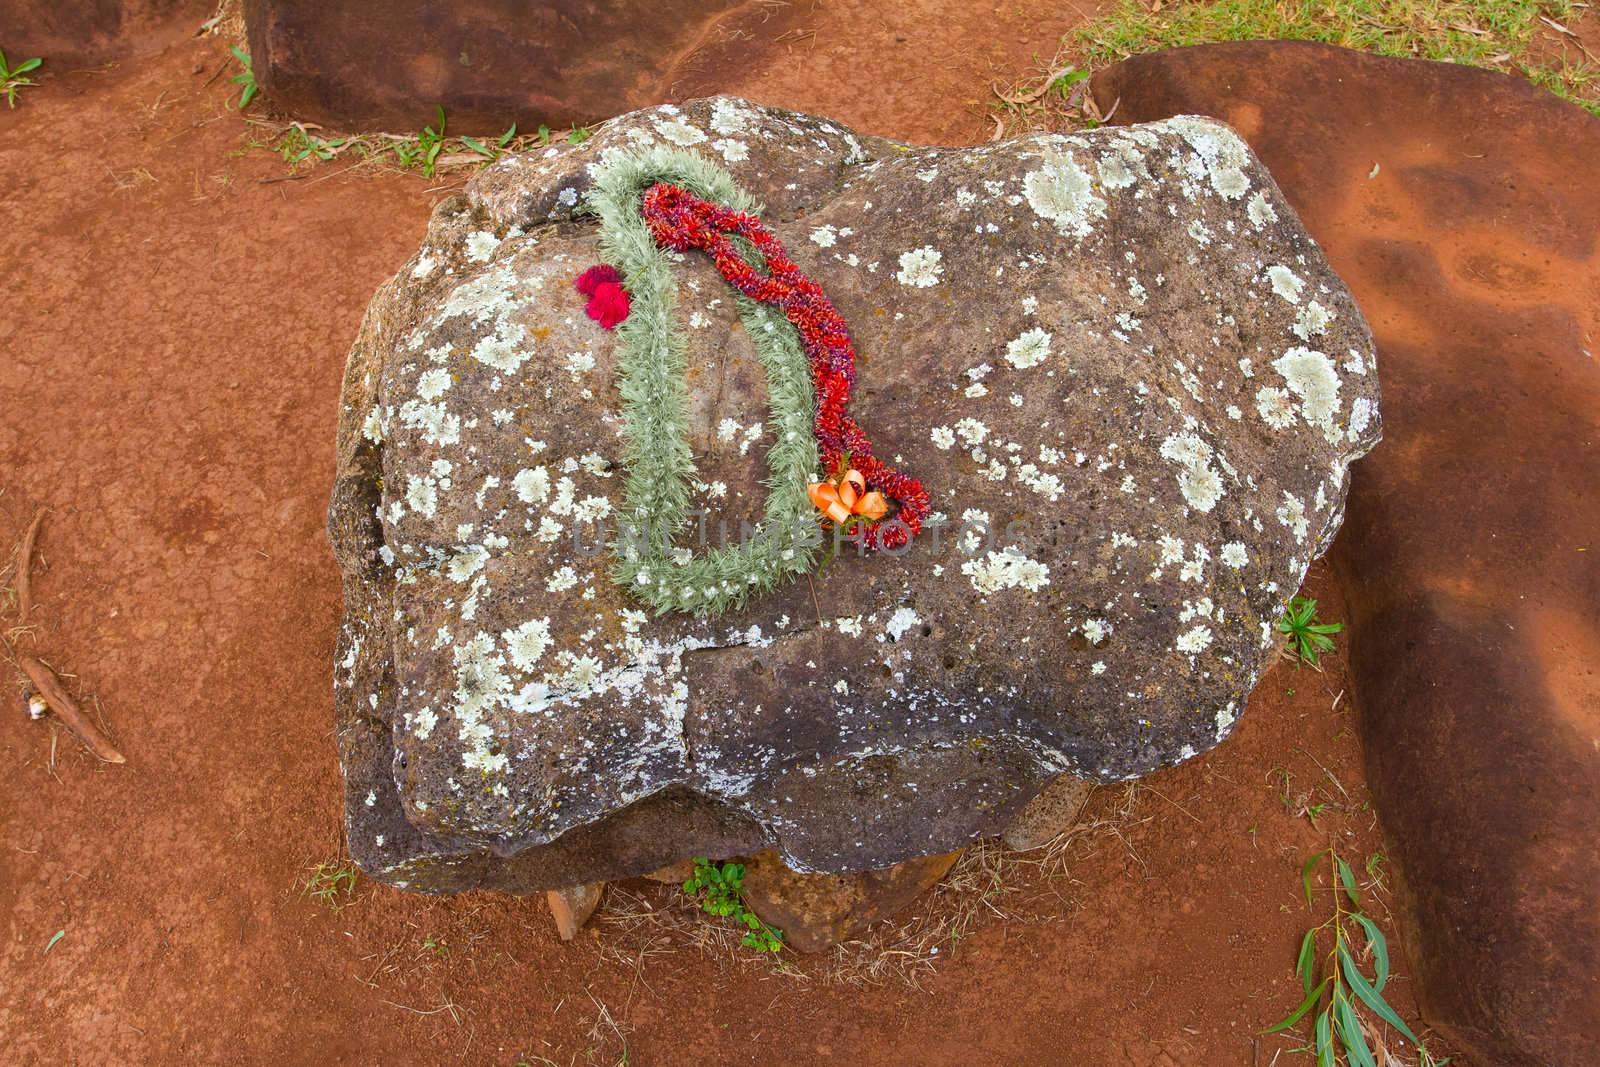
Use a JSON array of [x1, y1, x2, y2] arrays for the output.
[[304, 861, 358, 910], [681, 858, 784, 954], [1267, 846, 1446, 1065], [229, 45, 257, 109], [243, 105, 589, 180], [1277, 594, 1344, 668], [1076, 0, 1598, 116], [1, 48, 42, 109]]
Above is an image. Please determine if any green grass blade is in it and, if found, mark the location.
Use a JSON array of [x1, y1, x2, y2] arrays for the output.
[[1334, 991, 1378, 1067], [1340, 941, 1419, 1045], [1264, 977, 1329, 1034], [1353, 913, 1390, 991], [1314, 1008, 1334, 1067], [1301, 849, 1327, 906], [498, 122, 517, 146], [1296, 927, 1318, 995], [16, 57, 42, 74], [1336, 856, 1360, 906]]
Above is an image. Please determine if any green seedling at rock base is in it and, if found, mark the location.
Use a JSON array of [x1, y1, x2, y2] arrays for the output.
[[393, 105, 449, 176], [681, 857, 783, 954], [461, 122, 518, 162], [1277, 595, 1343, 668], [1, 48, 42, 108], [229, 46, 257, 109], [1267, 846, 1444, 1066], [304, 862, 358, 910]]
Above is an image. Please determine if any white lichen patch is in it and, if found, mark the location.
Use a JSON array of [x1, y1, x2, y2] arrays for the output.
[[655, 118, 707, 146], [1247, 191, 1277, 228], [465, 231, 501, 262], [896, 246, 944, 288], [1004, 327, 1053, 369], [1175, 624, 1214, 655], [1266, 265, 1305, 304], [962, 548, 1050, 594], [1273, 347, 1341, 435], [1158, 432, 1225, 513], [1024, 149, 1106, 238]]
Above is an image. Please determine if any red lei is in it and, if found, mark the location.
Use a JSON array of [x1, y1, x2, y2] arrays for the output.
[[640, 182, 929, 550]]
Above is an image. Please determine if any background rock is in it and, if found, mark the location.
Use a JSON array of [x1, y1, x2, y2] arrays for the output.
[[329, 96, 1380, 896], [545, 882, 604, 941], [741, 848, 963, 954], [241, 0, 746, 133], [1002, 775, 1092, 851], [0, 0, 209, 65], [1095, 41, 1600, 1066]]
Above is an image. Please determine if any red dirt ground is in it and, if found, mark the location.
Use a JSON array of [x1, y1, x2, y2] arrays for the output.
[[1, 11, 1450, 1066]]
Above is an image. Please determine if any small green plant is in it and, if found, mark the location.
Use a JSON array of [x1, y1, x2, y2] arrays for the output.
[[229, 45, 257, 109], [1277, 595, 1343, 668], [567, 125, 592, 144], [279, 125, 346, 163], [461, 122, 518, 162], [305, 862, 358, 910], [1267, 847, 1442, 1065], [681, 857, 783, 954], [1, 48, 42, 108], [421, 934, 449, 957]]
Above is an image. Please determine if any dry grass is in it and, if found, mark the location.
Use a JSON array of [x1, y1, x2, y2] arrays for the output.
[[594, 783, 1150, 991]]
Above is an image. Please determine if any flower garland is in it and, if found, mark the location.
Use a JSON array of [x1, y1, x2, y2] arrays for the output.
[[583, 146, 926, 616], [586, 147, 821, 616], [640, 182, 928, 550]]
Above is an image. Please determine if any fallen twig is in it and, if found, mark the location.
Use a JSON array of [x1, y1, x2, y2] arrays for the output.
[[15, 508, 46, 624], [15, 653, 125, 764]]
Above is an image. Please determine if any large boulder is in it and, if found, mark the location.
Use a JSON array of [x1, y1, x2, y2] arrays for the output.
[[328, 96, 1380, 894], [1094, 41, 1600, 1066], [0, 0, 209, 64], [241, 0, 748, 133]]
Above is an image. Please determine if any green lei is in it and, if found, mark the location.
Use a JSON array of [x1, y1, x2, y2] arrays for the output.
[[586, 147, 821, 616]]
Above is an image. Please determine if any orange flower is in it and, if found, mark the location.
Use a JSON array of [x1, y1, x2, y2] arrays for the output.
[[807, 467, 886, 526]]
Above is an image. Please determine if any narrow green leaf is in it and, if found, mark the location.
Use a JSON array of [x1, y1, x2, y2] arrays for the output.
[[498, 122, 517, 146], [1296, 927, 1318, 995], [1301, 849, 1327, 906], [1353, 913, 1390, 991], [461, 135, 492, 158], [1314, 1008, 1334, 1067], [1340, 941, 1420, 1045], [16, 58, 43, 74], [1336, 856, 1361, 906], [1263, 977, 1329, 1033], [44, 929, 65, 953], [230, 45, 250, 65], [435, 104, 446, 134], [1334, 991, 1378, 1067]]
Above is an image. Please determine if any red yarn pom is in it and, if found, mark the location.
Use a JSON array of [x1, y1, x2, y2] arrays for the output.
[[575, 264, 622, 298], [586, 282, 631, 330]]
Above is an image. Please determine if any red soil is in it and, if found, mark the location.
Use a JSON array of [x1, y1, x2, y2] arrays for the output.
[[0, 12, 1446, 1066]]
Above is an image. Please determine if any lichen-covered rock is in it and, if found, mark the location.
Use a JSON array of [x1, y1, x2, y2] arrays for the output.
[[328, 97, 1381, 894]]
